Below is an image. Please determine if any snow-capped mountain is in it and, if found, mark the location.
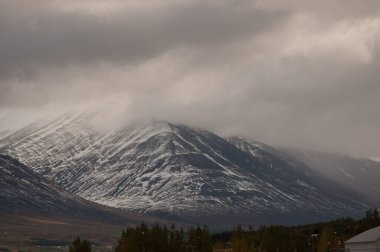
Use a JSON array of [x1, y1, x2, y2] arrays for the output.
[[281, 149, 380, 205], [0, 154, 156, 225], [0, 109, 375, 226]]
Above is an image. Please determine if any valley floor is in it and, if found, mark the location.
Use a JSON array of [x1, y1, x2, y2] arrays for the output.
[[0, 213, 124, 252]]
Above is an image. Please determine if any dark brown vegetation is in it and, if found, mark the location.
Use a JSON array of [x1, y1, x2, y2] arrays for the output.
[[211, 209, 380, 252], [113, 209, 380, 252], [1, 209, 379, 252], [69, 237, 91, 252], [0, 212, 164, 252], [115, 223, 212, 252]]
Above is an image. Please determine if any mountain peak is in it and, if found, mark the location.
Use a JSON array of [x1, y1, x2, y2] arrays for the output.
[[0, 112, 376, 228]]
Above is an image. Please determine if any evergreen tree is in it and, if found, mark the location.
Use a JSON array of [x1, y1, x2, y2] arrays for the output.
[[200, 225, 212, 252], [115, 223, 189, 252], [69, 237, 91, 252], [373, 208, 380, 226], [188, 226, 212, 252]]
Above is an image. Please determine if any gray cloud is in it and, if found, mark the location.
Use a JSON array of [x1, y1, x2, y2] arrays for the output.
[[0, 0, 281, 81], [1, 0, 380, 158]]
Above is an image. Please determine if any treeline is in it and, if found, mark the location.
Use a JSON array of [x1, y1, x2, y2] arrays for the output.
[[212, 208, 380, 252], [111, 209, 379, 252], [115, 223, 212, 252]]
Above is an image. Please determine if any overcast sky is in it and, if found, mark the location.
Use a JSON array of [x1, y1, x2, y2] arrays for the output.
[[1, 0, 380, 158]]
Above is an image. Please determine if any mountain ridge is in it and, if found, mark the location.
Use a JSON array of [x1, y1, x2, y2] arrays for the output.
[[0, 154, 163, 225], [0, 111, 377, 227]]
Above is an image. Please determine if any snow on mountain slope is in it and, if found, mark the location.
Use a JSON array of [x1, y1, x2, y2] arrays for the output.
[[0, 154, 160, 225], [281, 149, 380, 205], [0, 154, 92, 214], [0, 110, 373, 226], [227, 137, 379, 201]]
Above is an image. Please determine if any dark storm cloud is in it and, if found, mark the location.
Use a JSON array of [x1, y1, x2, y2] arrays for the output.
[[1, 0, 380, 158]]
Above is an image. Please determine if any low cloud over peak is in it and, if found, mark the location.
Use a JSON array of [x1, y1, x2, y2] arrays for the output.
[[1, 0, 380, 158]]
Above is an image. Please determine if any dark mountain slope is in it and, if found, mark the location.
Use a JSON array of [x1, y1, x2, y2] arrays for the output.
[[0, 154, 161, 225], [281, 149, 380, 205], [0, 109, 374, 227]]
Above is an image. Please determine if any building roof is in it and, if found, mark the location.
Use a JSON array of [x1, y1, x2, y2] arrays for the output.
[[345, 226, 380, 244]]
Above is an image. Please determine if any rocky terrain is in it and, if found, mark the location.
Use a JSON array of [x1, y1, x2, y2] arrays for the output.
[[0, 109, 377, 227]]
